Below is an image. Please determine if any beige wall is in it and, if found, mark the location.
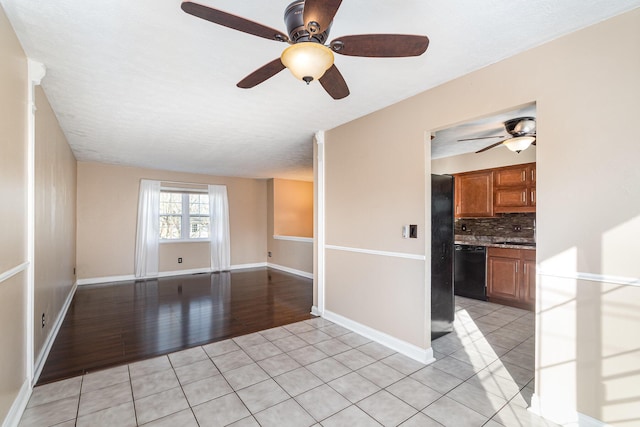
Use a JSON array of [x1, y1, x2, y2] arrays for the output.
[[267, 179, 313, 275], [273, 179, 313, 237], [324, 9, 640, 425], [34, 86, 77, 359], [0, 5, 28, 421], [76, 162, 268, 279]]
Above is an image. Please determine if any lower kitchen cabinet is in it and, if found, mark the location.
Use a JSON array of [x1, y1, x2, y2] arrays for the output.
[[487, 247, 536, 310]]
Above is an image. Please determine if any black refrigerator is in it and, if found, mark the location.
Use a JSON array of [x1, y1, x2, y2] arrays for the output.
[[431, 174, 454, 339]]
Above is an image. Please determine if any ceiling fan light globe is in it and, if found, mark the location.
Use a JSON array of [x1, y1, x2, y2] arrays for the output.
[[503, 136, 535, 153], [281, 42, 334, 83]]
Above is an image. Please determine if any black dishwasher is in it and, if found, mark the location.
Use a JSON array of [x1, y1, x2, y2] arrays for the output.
[[454, 245, 487, 300]]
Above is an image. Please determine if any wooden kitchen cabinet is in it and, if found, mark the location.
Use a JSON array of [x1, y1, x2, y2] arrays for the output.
[[493, 162, 536, 213], [454, 170, 493, 218], [487, 247, 536, 310], [521, 250, 536, 307]]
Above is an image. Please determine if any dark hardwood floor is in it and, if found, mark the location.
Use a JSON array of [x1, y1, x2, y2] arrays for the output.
[[38, 267, 313, 385]]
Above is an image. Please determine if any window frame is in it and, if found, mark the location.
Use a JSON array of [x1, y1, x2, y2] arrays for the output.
[[159, 188, 210, 243]]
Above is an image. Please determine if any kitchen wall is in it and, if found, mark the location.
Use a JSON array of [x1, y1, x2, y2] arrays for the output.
[[33, 86, 77, 368], [76, 162, 268, 280], [0, 5, 28, 421], [323, 8, 640, 425], [431, 144, 536, 175]]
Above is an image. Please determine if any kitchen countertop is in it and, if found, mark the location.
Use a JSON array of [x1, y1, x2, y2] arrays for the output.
[[454, 235, 536, 250]]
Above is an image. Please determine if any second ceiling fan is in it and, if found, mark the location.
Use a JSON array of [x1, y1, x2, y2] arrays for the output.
[[458, 117, 537, 153], [181, 0, 430, 99]]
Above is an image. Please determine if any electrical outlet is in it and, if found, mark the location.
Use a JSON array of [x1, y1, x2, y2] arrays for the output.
[[268, 251, 272, 257], [73, 267, 76, 275], [409, 224, 418, 238], [513, 225, 522, 232], [178, 257, 183, 263], [41, 313, 45, 328]]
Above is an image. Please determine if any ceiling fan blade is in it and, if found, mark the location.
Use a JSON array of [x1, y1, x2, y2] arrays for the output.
[[330, 34, 429, 57], [237, 59, 286, 89], [458, 135, 505, 142], [475, 141, 505, 154], [181, 1, 289, 42], [303, 0, 342, 35], [319, 64, 350, 100]]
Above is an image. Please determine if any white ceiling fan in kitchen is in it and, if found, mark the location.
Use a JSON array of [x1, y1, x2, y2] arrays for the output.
[[458, 117, 537, 153]]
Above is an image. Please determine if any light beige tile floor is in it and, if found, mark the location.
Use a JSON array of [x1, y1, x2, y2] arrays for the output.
[[19, 297, 562, 427]]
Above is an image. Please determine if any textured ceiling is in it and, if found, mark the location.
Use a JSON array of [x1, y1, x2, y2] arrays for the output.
[[3, 0, 639, 180]]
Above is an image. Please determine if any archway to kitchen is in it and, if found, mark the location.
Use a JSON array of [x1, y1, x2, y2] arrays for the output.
[[426, 102, 538, 417]]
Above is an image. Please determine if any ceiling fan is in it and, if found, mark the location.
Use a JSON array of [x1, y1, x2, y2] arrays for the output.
[[181, 0, 430, 99], [458, 117, 537, 153]]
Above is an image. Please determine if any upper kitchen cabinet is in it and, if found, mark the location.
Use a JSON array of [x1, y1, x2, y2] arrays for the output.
[[454, 170, 494, 218], [493, 162, 536, 213]]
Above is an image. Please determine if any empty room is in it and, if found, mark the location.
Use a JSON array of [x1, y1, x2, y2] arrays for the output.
[[1, 1, 639, 426]]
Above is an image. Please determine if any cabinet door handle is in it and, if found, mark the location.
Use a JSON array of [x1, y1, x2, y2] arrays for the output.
[[531, 191, 535, 203], [516, 263, 518, 273], [531, 170, 535, 181], [522, 171, 526, 182], [522, 192, 526, 203]]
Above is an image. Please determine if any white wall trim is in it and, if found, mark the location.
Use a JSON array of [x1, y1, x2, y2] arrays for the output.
[[229, 262, 268, 271], [32, 281, 77, 385], [538, 269, 639, 287], [323, 309, 436, 365], [1, 379, 31, 427], [26, 59, 46, 387], [326, 244, 427, 261], [316, 131, 326, 315], [0, 262, 29, 285], [310, 305, 321, 316], [530, 393, 610, 427], [272, 235, 313, 243], [77, 263, 272, 286], [267, 263, 313, 279]]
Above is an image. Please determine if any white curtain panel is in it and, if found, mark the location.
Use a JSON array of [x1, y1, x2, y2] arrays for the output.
[[208, 184, 231, 272], [134, 179, 161, 278]]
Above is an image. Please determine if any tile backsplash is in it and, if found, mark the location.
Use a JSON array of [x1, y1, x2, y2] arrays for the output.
[[455, 213, 536, 239]]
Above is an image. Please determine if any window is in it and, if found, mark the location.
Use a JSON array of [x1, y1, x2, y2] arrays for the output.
[[159, 191, 210, 240]]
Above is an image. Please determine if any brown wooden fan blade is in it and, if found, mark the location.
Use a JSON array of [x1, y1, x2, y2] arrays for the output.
[[476, 141, 505, 153], [237, 59, 286, 89], [181, 1, 289, 42], [330, 34, 429, 57], [319, 64, 350, 99], [303, 0, 342, 35]]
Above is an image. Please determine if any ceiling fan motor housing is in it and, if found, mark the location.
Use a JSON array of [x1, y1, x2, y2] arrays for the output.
[[284, 1, 332, 44], [504, 116, 536, 136]]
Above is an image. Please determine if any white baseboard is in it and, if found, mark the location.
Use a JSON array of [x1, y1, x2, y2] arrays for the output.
[[76, 274, 136, 286], [229, 262, 267, 271], [2, 379, 31, 427], [32, 281, 78, 384], [310, 306, 321, 316], [322, 309, 436, 365], [530, 393, 609, 427], [267, 263, 313, 279], [77, 263, 270, 286]]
